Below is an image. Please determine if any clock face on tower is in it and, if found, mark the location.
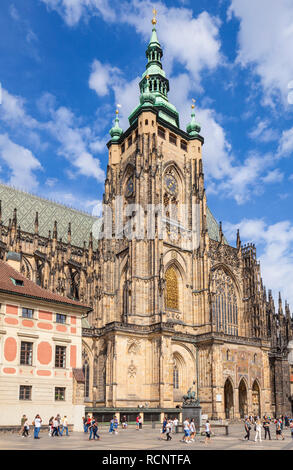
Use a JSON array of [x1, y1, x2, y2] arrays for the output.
[[125, 177, 134, 198], [164, 174, 178, 195]]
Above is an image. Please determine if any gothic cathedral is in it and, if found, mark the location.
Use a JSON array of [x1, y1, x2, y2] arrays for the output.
[[0, 16, 292, 420]]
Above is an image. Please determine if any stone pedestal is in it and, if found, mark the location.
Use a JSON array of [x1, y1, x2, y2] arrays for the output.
[[182, 405, 202, 432]]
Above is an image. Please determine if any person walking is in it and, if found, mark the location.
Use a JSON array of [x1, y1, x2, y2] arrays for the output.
[[139, 415, 143, 430], [276, 419, 285, 440], [166, 419, 172, 441], [254, 420, 262, 442], [22, 418, 30, 438], [190, 418, 196, 441], [160, 417, 167, 440], [205, 420, 211, 445], [113, 416, 119, 434], [121, 415, 128, 430], [173, 417, 179, 434], [19, 415, 27, 436], [52, 417, 59, 437], [33, 414, 42, 439], [60, 416, 69, 436], [109, 417, 114, 434], [244, 418, 251, 440], [88, 419, 95, 440], [85, 415, 91, 433], [263, 417, 271, 440], [48, 416, 54, 436], [92, 421, 100, 440], [289, 419, 293, 438], [183, 418, 191, 443]]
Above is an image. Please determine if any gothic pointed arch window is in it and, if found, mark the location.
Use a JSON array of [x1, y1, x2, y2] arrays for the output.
[[173, 364, 179, 389], [165, 266, 179, 310], [82, 349, 90, 401], [211, 267, 239, 336]]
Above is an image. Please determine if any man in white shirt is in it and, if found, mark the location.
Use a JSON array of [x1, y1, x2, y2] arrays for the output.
[[183, 418, 191, 443], [33, 414, 42, 439], [173, 417, 179, 433]]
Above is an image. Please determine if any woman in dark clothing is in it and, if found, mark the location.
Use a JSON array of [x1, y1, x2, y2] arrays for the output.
[[244, 419, 251, 440]]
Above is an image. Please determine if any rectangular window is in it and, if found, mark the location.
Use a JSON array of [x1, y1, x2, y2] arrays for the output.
[[22, 308, 33, 319], [20, 342, 33, 365], [158, 127, 165, 139], [56, 313, 66, 324], [19, 385, 32, 400], [180, 140, 187, 151], [134, 129, 138, 141], [121, 143, 125, 153], [127, 136, 132, 148], [55, 387, 66, 401], [55, 345, 66, 368], [169, 133, 177, 145]]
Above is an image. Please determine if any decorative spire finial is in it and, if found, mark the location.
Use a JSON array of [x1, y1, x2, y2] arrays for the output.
[[191, 98, 196, 109], [152, 8, 157, 25]]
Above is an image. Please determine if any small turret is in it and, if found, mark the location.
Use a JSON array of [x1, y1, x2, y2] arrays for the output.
[[186, 101, 201, 138], [109, 109, 123, 142]]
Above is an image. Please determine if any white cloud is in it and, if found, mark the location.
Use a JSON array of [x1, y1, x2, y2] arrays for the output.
[[40, 0, 115, 26], [278, 127, 293, 157], [45, 105, 105, 182], [0, 134, 42, 190], [45, 177, 58, 187], [228, 0, 293, 105], [89, 60, 121, 97], [224, 218, 293, 307], [0, 88, 37, 128], [248, 119, 279, 143], [261, 169, 284, 184]]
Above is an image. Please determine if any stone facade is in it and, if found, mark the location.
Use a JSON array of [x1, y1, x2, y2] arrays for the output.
[[0, 20, 292, 421]]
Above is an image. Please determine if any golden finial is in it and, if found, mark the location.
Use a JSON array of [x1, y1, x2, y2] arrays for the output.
[[191, 98, 196, 109], [116, 104, 121, 114], [152, 8, 157, 25]]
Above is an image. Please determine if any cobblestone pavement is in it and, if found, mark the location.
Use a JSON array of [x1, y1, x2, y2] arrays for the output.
[[0, 424, 292, 450]]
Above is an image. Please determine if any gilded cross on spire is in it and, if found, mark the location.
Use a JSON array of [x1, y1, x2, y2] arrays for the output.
[[152, 8, 157, 25]]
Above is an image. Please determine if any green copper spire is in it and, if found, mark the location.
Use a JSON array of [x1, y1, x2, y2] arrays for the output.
[[128, 10, 180, 128], [186, 101, 201, 137], [109, 108, 123, 142]]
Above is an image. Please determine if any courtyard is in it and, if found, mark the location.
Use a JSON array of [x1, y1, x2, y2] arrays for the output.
[[0, 423, 292, 451]]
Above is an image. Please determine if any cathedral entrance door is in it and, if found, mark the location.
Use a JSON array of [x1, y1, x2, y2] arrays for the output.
[[252, 380, 261, 417], [238, 379, 248, 418], [224, 379, 234, 419]]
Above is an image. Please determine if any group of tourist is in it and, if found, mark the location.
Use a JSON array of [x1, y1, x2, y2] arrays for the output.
[[159, 416, 211, 444], [244, 415, 293, 441], [83, 414, 144, 438], [19, 414, 69, 439]]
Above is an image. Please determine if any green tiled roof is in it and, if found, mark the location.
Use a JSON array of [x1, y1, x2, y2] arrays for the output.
[[0, 184, 100, 248], [0, 184, 226, 248], [206, 206, 228, 244]]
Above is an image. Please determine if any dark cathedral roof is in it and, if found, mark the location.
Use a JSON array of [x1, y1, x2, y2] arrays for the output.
[[0, 183, 226, 246]]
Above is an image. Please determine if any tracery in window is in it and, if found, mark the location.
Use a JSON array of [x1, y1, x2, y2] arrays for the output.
[[211, 268, 238, 336]]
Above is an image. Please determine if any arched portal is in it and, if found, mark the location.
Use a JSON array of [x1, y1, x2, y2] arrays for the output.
[[239, 379, 248, 418], [252, 380, 261, 417], [224, 378, 234, 419]]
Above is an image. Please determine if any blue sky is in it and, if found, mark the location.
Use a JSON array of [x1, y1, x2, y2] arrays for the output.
[[0, 0, 293, 306]]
